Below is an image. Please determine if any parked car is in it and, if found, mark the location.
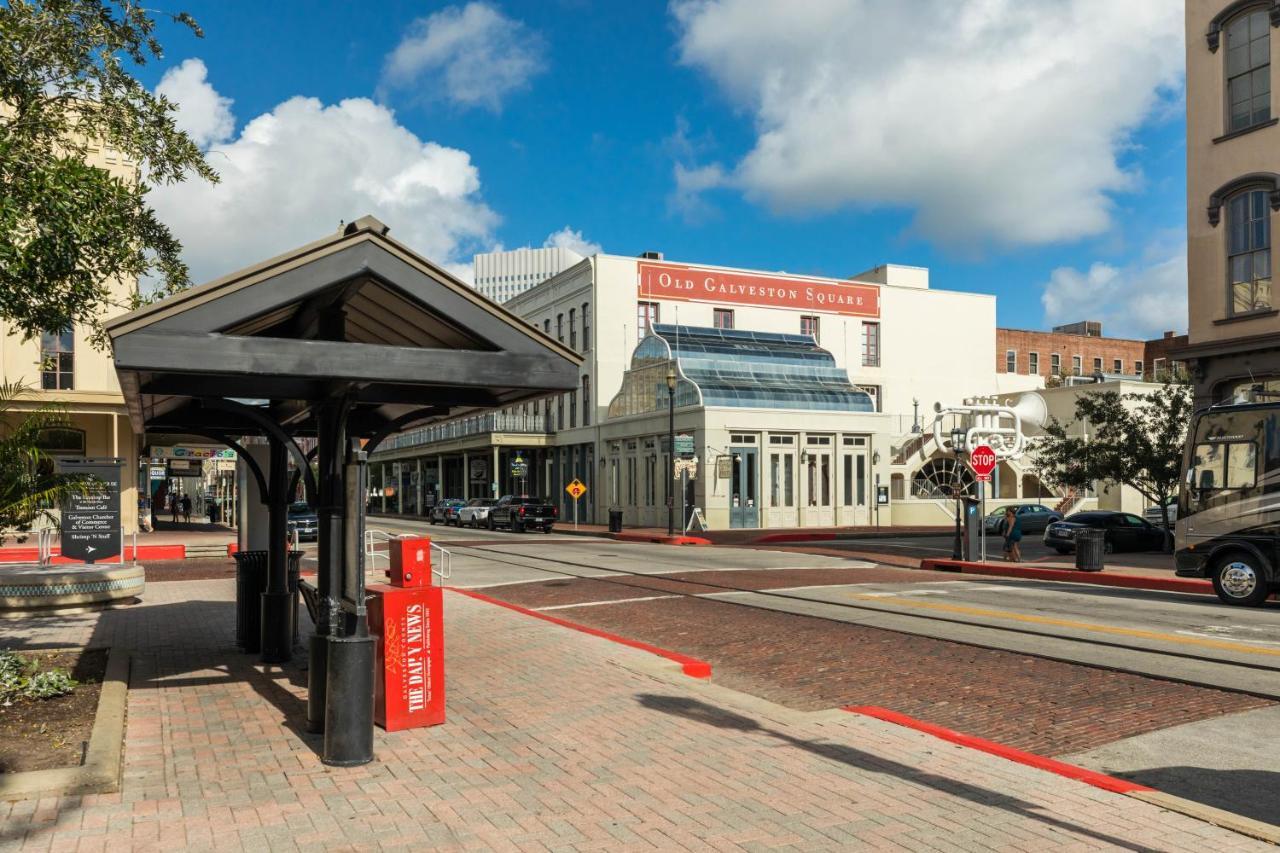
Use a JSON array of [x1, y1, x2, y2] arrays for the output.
[[429, 498, 466, 526], [1043, 511, 1168, 554], [982, 504, 1061, 535], [1143, 497, 1179, 528], [286, 501, 318, 541], [457, 498, 497, 528], [489, 495, 558, 533]]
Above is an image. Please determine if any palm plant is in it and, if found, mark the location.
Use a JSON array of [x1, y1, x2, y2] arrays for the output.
[[0, 381, 93, 544]]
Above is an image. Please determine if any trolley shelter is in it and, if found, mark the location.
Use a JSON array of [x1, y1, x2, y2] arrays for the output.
[[107, 216, 582, 765]]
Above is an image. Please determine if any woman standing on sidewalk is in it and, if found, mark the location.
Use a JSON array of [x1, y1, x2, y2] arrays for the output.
[[1001, 507, 1023, 562]]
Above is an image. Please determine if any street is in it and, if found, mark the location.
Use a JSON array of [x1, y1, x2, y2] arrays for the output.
[[786, 532, 1179, 571], [366, 516, 1280, 822]]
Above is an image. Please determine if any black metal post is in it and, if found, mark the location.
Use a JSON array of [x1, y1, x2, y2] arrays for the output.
[[667, 383, 675, 536], [307, 400, 343, 733], [323, 443, 374, 767], [260, 438, 293, 663]]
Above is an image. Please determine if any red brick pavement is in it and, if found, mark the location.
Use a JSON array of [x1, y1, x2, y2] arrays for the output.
[[472, 589, 1273, 758], [0, 579, 1269, 850]]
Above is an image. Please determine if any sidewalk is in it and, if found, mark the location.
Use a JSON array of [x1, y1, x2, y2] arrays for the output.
[[0, 579, 1264, 850]]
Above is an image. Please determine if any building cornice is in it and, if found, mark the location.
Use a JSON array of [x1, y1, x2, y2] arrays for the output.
[[1206, 0, 1280, 52], [1206, 173, 1280, 226]]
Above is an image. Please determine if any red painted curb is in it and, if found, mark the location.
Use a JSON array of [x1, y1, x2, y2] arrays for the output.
[[0, 544, 187, 563], [919, 558, 1213, 597], [844, 705, 1154, 795], [613, 532, 712, 546], [447, 587, 713, 678]]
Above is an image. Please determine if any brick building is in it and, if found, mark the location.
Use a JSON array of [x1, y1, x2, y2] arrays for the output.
[[997, 324, 1146, 381], [1144, 331, 1190, 381]]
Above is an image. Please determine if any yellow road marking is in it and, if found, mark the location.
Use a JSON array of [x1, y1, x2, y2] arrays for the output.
[[833, 590, 1280, 658]]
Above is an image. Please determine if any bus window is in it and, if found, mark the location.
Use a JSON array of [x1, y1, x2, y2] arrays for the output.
[[1227, 443, 1258, 489], [1191, 441, 1256, 491], [1192, 443, 1225, 491]]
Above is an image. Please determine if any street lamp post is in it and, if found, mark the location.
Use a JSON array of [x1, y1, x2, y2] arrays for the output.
[[666, 365, 677, 536], [950, 425, 966, 560]]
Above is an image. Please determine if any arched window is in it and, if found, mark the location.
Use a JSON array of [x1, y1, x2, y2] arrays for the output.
[[1225, 6, 1272, 132], [911, 458, 973, 499], [1227, 187, 1273, 313]]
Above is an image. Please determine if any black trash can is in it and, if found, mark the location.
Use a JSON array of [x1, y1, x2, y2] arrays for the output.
[[233, 550, 268, 651], [1075, 528, 1106, 572], [608, 508, 623, 533]]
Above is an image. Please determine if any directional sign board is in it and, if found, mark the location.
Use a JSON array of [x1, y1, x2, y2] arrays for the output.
[[565, 478, 587, 500], [57, 459, 123, 564], [510, 454, 529, 478], [968, 443, 997, 482], [674, 433, 695, 457]]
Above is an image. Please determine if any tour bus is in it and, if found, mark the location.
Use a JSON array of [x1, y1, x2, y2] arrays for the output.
[[1174, 400, 1280, 606]]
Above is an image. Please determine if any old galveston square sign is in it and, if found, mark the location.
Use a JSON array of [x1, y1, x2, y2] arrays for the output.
[[637, 261, 880, 318]]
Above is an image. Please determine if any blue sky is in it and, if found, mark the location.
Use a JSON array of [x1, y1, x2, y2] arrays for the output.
[[139, 0, 1189, 339]]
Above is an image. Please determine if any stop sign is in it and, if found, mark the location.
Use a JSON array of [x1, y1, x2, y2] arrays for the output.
[[969, 444, 997, 481]]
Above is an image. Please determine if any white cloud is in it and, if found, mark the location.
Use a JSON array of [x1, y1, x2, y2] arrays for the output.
[[1041, 247, 1187, 339], [542, 226, 601, 256], [151, 67, 498, 284], [155, 58, 234, 148], [670, 0, 1184, 247], [381, 2, 544, 111]]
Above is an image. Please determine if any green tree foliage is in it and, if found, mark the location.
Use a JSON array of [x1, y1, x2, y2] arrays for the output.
[[1034, 381, 1193, 544], [0, 381, 96, 544], [0, 0, 215, 344]]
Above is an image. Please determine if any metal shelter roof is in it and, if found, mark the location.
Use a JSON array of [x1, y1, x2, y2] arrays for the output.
[[107, 215, 583, 440]]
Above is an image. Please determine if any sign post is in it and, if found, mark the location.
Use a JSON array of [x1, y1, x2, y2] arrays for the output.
[[57, 459, 123, 564], [565, 478, 587, 529], [968, 444, 997, 563]]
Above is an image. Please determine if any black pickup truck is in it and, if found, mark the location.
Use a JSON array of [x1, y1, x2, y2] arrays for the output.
[[488, 495, 558, 533]]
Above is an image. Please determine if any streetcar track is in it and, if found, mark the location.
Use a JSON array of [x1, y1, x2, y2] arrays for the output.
[[446, 543, 1280, 691]]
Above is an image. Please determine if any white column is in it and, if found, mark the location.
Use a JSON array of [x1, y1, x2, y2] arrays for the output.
[[237, 444, 271, 551]]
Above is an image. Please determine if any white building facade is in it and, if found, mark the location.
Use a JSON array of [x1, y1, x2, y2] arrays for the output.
[[369, 252, 1092, 530], [472, 246, 584, 303]]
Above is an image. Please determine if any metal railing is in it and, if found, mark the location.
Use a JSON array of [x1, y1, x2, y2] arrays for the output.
[[378, 411, 551, 452], [430, 541, 452, 581], [362, 528, 450, 583]]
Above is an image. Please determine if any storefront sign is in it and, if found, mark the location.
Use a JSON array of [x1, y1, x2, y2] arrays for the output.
[[469, 459, 488, 482], [151, 445, 236, 460], [510, 454, 529, 477], [166, 458, 204, 478], [57, 459, 122, 563], [716, 457, 732, 479], [638, 261, 880, 318]]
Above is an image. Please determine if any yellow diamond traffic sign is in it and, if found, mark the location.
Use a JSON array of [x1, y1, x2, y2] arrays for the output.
[[565, 478, 587, 500]]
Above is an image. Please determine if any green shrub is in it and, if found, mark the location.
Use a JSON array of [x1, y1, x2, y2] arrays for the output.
[[0, 650, 78, 701]]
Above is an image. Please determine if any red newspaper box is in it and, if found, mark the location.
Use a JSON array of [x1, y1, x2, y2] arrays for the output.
[[369, 537, 445, 731]]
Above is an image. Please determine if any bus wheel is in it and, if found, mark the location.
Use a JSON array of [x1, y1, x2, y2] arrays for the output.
[[1213, 554, 1270, 607]]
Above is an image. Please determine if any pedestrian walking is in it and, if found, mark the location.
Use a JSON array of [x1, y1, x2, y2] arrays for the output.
[[181, 494, 192, 524], [1001, 507, 1022, 562], [172, 492, 180, 523]]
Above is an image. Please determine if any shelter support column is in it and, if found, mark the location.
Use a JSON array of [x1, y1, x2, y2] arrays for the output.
[[308, 399, 344, 733], [323, 439, 374, 767], [261, 438, 293, 663], [492, 446, 499, 498]]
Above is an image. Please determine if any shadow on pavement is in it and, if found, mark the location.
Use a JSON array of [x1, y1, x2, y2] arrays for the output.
[[1106, 766, 1280, 825], [637, 693, 1153, 852], [87, 599, 320, 756]]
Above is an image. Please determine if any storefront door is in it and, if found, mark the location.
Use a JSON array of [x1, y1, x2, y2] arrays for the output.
[[803, 445, 834, 526], [729, 447, 759, 528], [766, 446, 797, 528], [841, 437, 871, 526]]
